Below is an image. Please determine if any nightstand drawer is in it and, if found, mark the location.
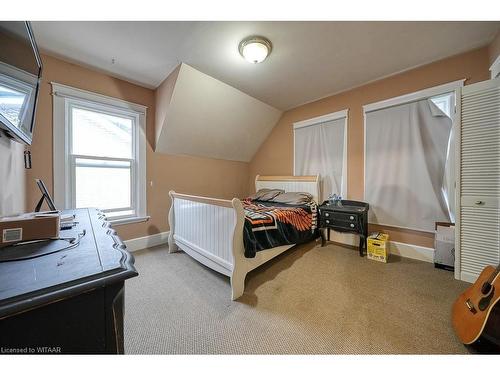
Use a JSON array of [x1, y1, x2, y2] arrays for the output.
[[321, 211, 358, 222], [322, 218, 359, 231]]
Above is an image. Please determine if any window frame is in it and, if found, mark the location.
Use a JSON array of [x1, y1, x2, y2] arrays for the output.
[[430, 93, 454, 118], [490, 54, 500, 79], [362, 79, 463, 232], [68, 101, 137, 217], [52, 82, 148, 225]]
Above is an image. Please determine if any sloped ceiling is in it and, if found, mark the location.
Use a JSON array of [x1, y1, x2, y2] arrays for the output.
[[155, 63, 282, 162]]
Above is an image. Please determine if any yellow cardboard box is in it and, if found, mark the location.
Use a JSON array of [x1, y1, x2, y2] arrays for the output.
[[367, 233, 390, 263]]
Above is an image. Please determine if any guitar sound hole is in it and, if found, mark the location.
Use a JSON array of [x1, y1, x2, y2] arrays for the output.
[[481, 282, 492, 295], [478, 286, 495, 311]]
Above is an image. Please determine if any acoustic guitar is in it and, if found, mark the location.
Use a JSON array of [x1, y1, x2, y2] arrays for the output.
[[452, 264, 500, 348]]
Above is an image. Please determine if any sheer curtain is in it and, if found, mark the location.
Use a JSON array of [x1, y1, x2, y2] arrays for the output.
[[364, 97, 454, 232], [442, 112, 456, 222], [294, 116, 346, 202]]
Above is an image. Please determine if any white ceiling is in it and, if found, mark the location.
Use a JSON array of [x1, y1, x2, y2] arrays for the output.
[[32, 21, 500, 110]]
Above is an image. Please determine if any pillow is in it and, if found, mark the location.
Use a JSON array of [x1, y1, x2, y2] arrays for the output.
[[248, 188, 284, 201], [270, 191, 313, 205]]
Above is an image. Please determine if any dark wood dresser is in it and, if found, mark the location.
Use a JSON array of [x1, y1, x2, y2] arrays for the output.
[[0, 208, 138, 354], [319, 200, 369, 256]]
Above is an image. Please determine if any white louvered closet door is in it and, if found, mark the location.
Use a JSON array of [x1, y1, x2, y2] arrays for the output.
[[458, 78, 500, 282]]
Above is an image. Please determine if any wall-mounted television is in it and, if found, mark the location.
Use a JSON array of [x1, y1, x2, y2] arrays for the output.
[[0, 21, 42, 145]]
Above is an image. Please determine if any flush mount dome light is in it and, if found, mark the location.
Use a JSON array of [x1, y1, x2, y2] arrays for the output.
[[239, 36, 272, 64]]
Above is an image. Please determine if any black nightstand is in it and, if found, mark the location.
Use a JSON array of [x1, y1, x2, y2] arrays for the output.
[[319, 200, 369, 256]]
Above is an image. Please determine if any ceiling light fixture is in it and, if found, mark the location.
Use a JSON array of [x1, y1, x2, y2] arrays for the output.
[[238, 36, 272, 64]]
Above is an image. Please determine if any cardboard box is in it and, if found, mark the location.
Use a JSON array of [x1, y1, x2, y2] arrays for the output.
[[0, 212, 60, 247], [434, 222, 455, 271], [367, 232, 390, 263]]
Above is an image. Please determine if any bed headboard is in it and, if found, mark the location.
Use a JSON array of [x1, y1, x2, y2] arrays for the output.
[[254, 175, 321, 203]]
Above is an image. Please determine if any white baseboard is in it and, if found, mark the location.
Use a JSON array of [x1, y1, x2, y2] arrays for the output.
[[389, 241, 434, 263], [124, 231, 170, 252], [125, 231, 435, 263], [330, 231, 435, 263], [330, 231, 358, 246]]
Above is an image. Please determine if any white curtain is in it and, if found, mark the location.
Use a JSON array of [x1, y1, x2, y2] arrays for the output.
[[294, 117, 346, 202], [365, 98, 453, 232], [442, 116, 456, 222]]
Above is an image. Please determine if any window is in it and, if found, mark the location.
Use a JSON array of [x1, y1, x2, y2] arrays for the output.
[[0, 61, 37, 136], [363, 81, 462, 232], [490, 55, 500, 79], [0, 80, 30, 128], [52, 83, 148, 225], [293, 110, 348, 202], [430, 93, 454, 118]]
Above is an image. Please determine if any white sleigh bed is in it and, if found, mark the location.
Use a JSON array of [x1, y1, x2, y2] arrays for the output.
[[167, 175, 320, 300]]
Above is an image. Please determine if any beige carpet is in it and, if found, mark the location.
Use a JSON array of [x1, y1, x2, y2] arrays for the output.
[[124, 240, 470, 354]]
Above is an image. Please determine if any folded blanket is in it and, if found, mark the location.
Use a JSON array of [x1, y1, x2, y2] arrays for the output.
[[242, 200, 318, 258]]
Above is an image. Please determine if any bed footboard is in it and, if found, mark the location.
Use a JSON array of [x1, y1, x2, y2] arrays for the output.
[[168, 191, 247, 299]]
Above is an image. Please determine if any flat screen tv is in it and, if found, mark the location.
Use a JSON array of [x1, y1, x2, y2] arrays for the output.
[[0, 21, 42, 145]]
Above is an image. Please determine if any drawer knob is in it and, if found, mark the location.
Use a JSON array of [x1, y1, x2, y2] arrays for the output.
[[475, 200, 484, 205], [325, 213, 329, 217], [350, 223, 354, 228], [326, 220, 330, 224], [350, 216, 354, 220]]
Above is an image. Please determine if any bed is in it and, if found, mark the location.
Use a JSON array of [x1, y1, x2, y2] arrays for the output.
[[167, 175, 320, 300]]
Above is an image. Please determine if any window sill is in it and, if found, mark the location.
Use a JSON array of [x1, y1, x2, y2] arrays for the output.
[[108, 215, 150, 226]]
